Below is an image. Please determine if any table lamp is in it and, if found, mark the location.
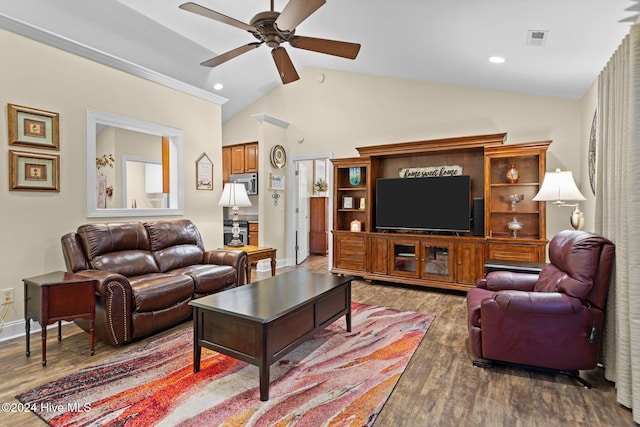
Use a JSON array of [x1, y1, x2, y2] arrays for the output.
[[218, 182, 252, 246], [532, 168, 586, 230]]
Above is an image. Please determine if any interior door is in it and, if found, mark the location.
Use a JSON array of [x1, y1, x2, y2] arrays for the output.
[[296, 162, 309, 264]]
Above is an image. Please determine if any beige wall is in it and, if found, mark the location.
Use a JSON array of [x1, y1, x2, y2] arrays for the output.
[[580, 80, 598, 232], [257, 120, 288, 263], [0, 29, 224, 326], [223, 66, 584, 252]]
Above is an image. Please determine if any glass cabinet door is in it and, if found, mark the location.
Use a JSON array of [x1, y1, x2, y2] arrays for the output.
[[421, 242, 454, 282], [390, 240, 420, 277]]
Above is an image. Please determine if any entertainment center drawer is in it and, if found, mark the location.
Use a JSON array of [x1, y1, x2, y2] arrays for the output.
[[487, 242, 545, 262]]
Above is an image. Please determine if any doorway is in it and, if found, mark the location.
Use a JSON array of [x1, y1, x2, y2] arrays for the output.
[[287, 152, 333, 268]]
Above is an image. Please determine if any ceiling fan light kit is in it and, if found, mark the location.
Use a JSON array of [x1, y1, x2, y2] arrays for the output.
[[179, 0, 360, 84]]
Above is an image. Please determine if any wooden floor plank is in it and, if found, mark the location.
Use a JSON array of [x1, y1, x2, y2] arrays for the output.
[[0, 255, 633, 426]]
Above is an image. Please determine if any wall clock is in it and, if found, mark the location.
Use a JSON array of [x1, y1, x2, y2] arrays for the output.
[[270, 145, 287, 168], [588, 110, 597, 195]]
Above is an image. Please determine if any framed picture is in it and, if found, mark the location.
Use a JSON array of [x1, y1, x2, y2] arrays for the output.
[[269, 173, 285, 190], [342, 196, 354, 209], [313, 159, 327, 195], [9, 150, 60, 192], [195, 152, 213, 190], [8, 104, 60, 150]]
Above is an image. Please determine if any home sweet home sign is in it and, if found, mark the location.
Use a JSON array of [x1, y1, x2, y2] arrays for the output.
[[398, 165, 463, 178]]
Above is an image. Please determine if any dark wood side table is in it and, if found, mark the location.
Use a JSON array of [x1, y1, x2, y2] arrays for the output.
[[23, 271, 97, 366], [484, 258, 546, 275]]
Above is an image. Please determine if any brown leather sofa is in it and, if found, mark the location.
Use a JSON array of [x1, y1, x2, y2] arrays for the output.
[[466, 230, 615, 385], [61, 219, 247, 346]]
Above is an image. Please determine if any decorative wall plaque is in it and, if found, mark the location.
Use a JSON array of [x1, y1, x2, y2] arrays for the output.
[[398, 165, 463, 178]]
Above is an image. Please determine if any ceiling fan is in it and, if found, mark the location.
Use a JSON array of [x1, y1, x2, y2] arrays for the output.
[[179, 0, 361, 84]]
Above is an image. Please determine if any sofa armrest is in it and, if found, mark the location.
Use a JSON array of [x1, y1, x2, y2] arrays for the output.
[[204, 249, 248, 286], [74, 269, 133, 346], [476, 271, 539, 291]]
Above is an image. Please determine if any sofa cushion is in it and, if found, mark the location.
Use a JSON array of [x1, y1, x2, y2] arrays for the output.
[[129, 273, 194, 312], [78, 222, 151, 258], [145, 219, 205, 271], [77, 222, 159, 276], [154, 245, 205, 273], [91, 250, 160, 277], [168, 264, 237, 295]]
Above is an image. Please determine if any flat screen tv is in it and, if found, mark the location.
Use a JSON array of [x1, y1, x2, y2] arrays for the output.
[[375, 175, 471, 233]]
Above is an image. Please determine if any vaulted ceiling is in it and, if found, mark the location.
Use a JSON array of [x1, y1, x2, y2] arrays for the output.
[[1, 1, 637, 121]]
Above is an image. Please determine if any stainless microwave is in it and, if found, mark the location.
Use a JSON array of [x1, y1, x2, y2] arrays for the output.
[[230, 173, 258, 195]]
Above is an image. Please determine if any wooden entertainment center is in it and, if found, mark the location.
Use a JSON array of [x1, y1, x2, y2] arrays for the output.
[[330, 133, 550, 291]]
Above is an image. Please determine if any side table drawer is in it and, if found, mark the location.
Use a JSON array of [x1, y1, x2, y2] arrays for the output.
[[48, 282, 95, 320]]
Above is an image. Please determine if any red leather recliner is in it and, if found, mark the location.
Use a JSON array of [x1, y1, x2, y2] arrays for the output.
[[466, 230, 615, 385]]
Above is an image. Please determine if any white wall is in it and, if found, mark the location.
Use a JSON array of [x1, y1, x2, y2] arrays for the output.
[[223, 66, 584, 256], [0, 29, 225, 326]]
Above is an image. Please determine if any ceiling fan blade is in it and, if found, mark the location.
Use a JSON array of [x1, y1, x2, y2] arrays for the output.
[[271, 47, 300, 84], [274, 0, 326, 32], [179, 2, 257, 32], [201, 43, 262, 67], [289, 36, 360, 59]]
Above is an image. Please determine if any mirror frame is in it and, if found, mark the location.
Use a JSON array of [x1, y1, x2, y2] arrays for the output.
[[86, 109, 184, 217]]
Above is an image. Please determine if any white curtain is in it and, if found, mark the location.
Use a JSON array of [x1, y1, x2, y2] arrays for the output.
[[598, 22, 640, 421]]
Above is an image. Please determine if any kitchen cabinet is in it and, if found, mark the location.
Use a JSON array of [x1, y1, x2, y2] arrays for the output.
[[223, 142, 258, 182]]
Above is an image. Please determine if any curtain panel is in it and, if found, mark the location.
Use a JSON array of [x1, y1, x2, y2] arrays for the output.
[[598, 22, 640, 421]]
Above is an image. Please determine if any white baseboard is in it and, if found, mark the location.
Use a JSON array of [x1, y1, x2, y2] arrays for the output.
[[0, 319, 69, 343], [255, 258, 288, 272]]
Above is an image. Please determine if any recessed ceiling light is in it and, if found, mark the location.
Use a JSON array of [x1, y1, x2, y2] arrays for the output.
[[489, 56, 506, 64], [213, 83, 223, 90]]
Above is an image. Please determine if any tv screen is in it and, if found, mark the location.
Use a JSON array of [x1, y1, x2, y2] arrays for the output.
[[375, 176, 471, 233]]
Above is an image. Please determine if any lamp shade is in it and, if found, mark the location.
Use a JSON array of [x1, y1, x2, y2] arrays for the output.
[[532, 169, 586, 203], [218, 183, 251, 207]]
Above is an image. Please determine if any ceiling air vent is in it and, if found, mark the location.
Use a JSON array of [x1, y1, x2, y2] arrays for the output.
[[527, 30, 548, 46]]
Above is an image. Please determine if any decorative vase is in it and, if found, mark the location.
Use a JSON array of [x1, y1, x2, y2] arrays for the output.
[[503, 194, 524, 211], [506, 163, 519, 183], [507, 217, 523, 238], [349, 167, 361, 186]]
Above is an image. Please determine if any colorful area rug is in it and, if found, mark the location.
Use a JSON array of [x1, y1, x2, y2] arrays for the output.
[[16, 302, 434, 426]]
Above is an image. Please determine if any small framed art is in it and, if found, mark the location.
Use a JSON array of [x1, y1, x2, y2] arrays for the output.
[[269, 173, 285, 190], [195, 152, 213, 190], [342, 196, 354, 209], [8, 104, 60, 150], [9, 150, 60, 192]]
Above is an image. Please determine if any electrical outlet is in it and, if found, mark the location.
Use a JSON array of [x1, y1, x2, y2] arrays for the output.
[[1, 288, 14, 305]]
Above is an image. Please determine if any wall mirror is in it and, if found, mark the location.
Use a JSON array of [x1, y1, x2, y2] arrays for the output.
[[86, 109, 184, 217]]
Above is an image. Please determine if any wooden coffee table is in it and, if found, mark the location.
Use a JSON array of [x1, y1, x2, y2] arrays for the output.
[[190, 270, 353, 401]]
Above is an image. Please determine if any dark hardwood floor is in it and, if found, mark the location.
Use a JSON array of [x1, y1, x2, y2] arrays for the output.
[[0, 255, 634, 426]]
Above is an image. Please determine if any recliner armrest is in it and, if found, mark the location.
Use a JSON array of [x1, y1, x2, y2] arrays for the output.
[[489, 290, 584, 315], [477, 271, 539, 291]]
